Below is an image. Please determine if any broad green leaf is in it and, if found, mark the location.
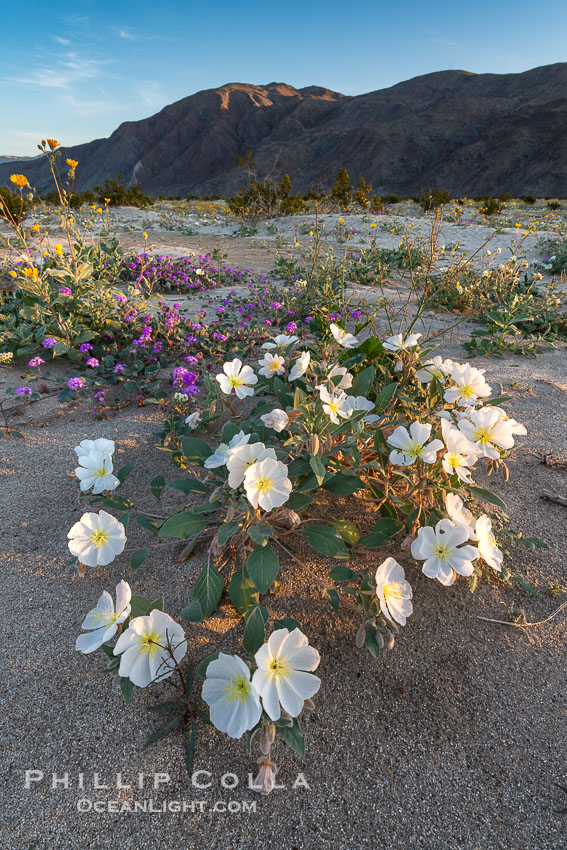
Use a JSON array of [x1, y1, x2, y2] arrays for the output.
[[196, 652, 220, 677], [130, 548, 150, 572], [273, 617, 305, 634], [159, 511, 208, 539], [301, 525, 349, 559], [228, 569, 259, 615], [180, 597, 204, 623], [242, 605, 266, 654], [134, 514, 160, 534], [364, 623, 381, 659], [309, 456, 326, 486], [130, 594, 152, 618], [217, 520, 240, 546], [351, 365, 375, 396], [323, 472, 364, 495], [374, 381, 398, 412], [330, 520, 360, 546], [150, 475, 166, 500], [181, 437, 212, 466], [277, 717, 305, 757], [120, 677, 134, 704], [467, 485, 506, 509], [166, 478, 210, 494], [116, 462, 136, 484], [247, 523, 274, 546], [193, 562, 224, 618], [323, 588, 340, 611], [329, 564, 356, 582], [246, 547, 280, 594], [285, 492, 314, 512]]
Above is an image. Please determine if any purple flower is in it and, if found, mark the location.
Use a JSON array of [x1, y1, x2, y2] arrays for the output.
[[59, 287, 72, 297], [86, 357, 99, 368], [94, 391, 105, 402], [351, 310, 362, 320], [184, 355, 198, 365], [304, 316, 312, 323], [116, 294, 128, 304], [286, 322, 298, 333], [67, 377, 85, 391], [270, 301, 282, 309], [16, 386, 33, 397], [113, 364, 125, 374], [29, 357, 45, 368], [80, 343, 93, 353], [42, 337, 56, 349]]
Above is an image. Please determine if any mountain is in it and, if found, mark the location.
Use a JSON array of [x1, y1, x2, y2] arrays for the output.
[[0, 155, 37, 164], [2, 65, 567, 197]]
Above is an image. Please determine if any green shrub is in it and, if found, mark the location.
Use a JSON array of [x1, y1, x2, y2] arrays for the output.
[[0, 187, 28, 224], [479, 197, 503, 216], [330, 168, 354, 210], [93, 174, 153, 208], [415, 188, 450, 211], [520, 195, 536, 205]]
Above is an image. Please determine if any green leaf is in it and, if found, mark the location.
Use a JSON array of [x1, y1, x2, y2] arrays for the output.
[[193, 561, 224, 618], [351, 365, 375, 396], [130, 594, 152, 618], [323, 588, 340, 611], [359, 517, 403, 548], [180, 597, 204, 622], [273, 617, 305, 634], [166, 478, 210, 495], [130, 548, 150, 572], [217, 520, 240, 546], [329, 564, 356, 582], [277, 717, 305, 758], [100, 643, 115, 659], [468, 485, 507, 509], [150, 475, 166, 500], [323, 472, 364, 495], [364, 623, 381, 659], [148, 597, 165, 614], [228, 569, 259, 615], [272, 376, 293, 408], [134, 514, 160, 534], [159, 511, 209, 539], [120, 677, 134, 704], [247, 523, 274, 546], [242, 605, 266, 654], [329, 520, 360, 546], [246, 547, 280, 594], [143, 715, 182, 747], [301, 525, 349, 559], [309, 456, 326, 486], [181, 437, 212, 467], [52, 340, 70, 357], [116, 462, 136, 484], [374, 381, 398, 412], [285, 492, 314, 512], [196, 652, 219, 677]]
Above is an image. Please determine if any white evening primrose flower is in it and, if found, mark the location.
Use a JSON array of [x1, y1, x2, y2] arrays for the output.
[[475, 515, 503, 571], [445, 493, 476, 537], [184, 411, 202, 430], [227, 442, 276, 488], [444, 364, 492, 406], [204, 431, 250, 469], [458, 407, 520, 459], [75, 580, 132, 654], [411, 519, 479, 586], [416, 356, 454, 384], [289, 351, 310, 381], [316, 365, 353, 391], [215, 358, 258, 399], [68, 510, 126, 567], [319, 387, 352, 425], [343, 395, 377, 422], [75, 449, 119, 494], [375, 558, 413, 626], [260, 409, 289, 432], [262, 334, 299, 350], [257, 352, 285, 378], [202, 653, 262, 739], [383, 332, 421, 351], [329, 322, 359, 348], [172, 392, 189, 404], [243, 457, 292, 511], [387, 421, 443, 466], [440, 419, 480, 483], [252, 628, 320, 721], [113, 609, 187, 688], [74, 438, 115, 460]]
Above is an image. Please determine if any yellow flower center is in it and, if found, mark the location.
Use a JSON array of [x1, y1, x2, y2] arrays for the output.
[[460, 384, 474, 399], [93, 464, 108, 479], [255, 475, 273, 494], [447, 452, 463, 468], [90, 529, 109, 548], [406, 440, 423, 459], [223, 674, 251, 704], [433, 543, 452, 562], [138, 629, 161, 657], [268, 658, 290, 680], [474, 426, 494, 445], [229, 376, 243, 389], [383, 581, 404, 601]]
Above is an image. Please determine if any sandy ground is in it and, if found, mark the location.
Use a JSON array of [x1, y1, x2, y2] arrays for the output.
[[1, 221, 566, 850]]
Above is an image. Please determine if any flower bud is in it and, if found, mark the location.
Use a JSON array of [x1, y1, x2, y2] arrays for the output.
[[259, 722, 276, 755], [303, 698, 316, 712], [382, 630, 395, 650], [251, 760, 277, 795], [355, 623, 366, 649]]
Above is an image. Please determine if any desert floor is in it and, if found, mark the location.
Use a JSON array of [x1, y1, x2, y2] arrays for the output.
[[1, 207, 566, 850]]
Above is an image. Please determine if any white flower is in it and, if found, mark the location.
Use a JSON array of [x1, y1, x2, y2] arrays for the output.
[[75, 449, 119, 494], [262, 334, 299, 350], [202, 653, 262, 739], [440, 419, 480, 483], [411, 519, 479, 586], [195, 268, 204, 275], [383, 332, 421, 351], [215, 359, 258, 399], [75, 580, 132, 654], [252, 628, 320, 721], [444, 364, 492, 406], [113, 609, 187, 688], [387, 421, 443, 465], [375, 558, 413, 626], [184, 411, 202, 429], [316, 365, 353, 391], [289, 351, 310, 381], [319, 386, 352, 425], [243, 457, 292, 511], [227, 442, 276, 488], [68, 510, 126, 567], [260, 409, 289, 432], [172, 392, 189, 404], [251, 761, 277, 795], [74, 438, 115, 460], [475, 515, 503, 571], [204, 431, 250, 469], [343, 394, 378, 423], [416, 356, 454, 384], [329, 323, 359, 348], [445, 493, 476, 537], [258, 352, 285, 377], [458, 407, 522, 459]]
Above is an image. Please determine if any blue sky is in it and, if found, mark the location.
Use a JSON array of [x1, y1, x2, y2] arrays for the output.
[[1, 0, 565, 154]]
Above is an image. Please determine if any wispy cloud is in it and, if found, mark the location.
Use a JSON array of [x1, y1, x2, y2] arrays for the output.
[[5, 49, 114, 90], [53, 36, 71, 45], [431, 37, 462, 48], [137, 80, 167, 108], [109, 26, 139, 41]]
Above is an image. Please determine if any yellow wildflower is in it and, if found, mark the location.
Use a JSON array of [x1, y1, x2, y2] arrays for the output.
[[10, 174, 28, 189], [66, 159, 78, 169], [9, 271, 17, 278], [31, 224, 40, 232], [46, 138, 59, 150], [23, 267, 39, 279], [143, 232, 148, 239], [54, 244, 63, 256], [96, 208, 102, 214]]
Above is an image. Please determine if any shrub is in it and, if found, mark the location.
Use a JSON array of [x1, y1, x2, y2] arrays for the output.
[[479, 196, 503, 216], [520, 195, 536, 205], [0, 186, 28, 224], [330, 168, 354, 210], [415, 188, 450, 211], [93, 174, 153, 208]]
